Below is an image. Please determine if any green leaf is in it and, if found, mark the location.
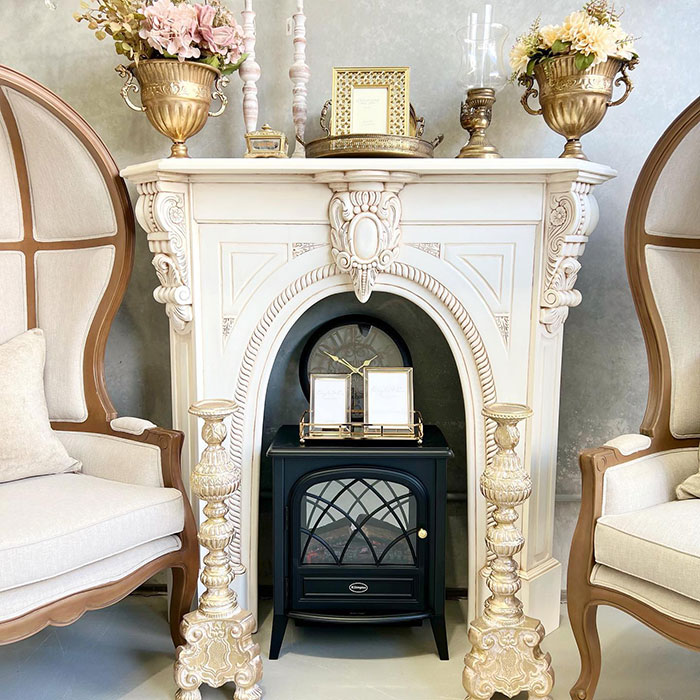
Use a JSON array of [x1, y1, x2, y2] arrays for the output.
[[526, 57, 537, 75], [550, 39, 570, 55], [202, 55, 221, 70], [228, 52, 248, 73], [574, 52, 596, 71]]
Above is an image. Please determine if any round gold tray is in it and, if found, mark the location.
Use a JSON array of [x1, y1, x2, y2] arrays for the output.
[[305, 133, 438, 159]]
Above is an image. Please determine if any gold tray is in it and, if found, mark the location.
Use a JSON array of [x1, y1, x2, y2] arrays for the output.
[[305, 133, 440, 159], [299, 410, 424, 443]]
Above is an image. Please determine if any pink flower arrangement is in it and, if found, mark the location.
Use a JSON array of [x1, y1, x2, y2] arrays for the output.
[[75, 0, 247, 75]]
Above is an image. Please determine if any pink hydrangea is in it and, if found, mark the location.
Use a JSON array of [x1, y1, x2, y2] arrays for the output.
[[195, 2, 244, 66], [139, 0, 201, 61]]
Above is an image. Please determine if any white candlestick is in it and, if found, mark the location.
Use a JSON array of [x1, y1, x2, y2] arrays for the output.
[[289, 0, 310, 157], [239, 0, 261, 135]]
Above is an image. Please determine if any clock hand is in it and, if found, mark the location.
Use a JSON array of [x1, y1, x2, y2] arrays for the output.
[[358, 355, 379, 371], [322, 351, 361, 374]]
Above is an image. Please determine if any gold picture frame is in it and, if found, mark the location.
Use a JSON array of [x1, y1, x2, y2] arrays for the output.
[[363, 367, 414, 434], [309, 374, 352, 435], [331, 67, 410, 136]]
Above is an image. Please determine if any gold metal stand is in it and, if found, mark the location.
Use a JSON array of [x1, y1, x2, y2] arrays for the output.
[[458, 87, 501, 159], [463, 403, 554, 699], [175, 399, 263, 700]]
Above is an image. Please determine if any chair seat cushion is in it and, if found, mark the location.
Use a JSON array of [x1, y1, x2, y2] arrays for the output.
[[595, 499, 700, 602], [0, 535, 181, 623], [0, 473, 184, 593]]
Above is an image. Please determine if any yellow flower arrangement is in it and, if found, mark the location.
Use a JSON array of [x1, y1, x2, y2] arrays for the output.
[[510, 0, 636, 78]]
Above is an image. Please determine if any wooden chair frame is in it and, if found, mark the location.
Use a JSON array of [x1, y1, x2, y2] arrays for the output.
[[567, 97, 700, 700], [0, 65, 198, 647]]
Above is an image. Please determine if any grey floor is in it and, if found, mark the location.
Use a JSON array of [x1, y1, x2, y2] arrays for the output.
[[1, 595, 699, 699]]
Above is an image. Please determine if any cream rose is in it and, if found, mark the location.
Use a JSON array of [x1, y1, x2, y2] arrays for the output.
[[509, 41, 531, 74], [539, 24, 563, 49]]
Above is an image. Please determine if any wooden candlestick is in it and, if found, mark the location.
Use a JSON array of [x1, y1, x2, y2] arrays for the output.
[[463, 403, 554, 699], [174, 399, 263, 700], [239, 0, 261, 135], [289, 0, 310, 157]]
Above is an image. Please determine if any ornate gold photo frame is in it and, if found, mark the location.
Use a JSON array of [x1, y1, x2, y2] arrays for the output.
[[364, 367, 414, 434], [331, 67, 410, 136]]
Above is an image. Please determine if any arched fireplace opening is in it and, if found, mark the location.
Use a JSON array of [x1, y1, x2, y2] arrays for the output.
[[258, 291, 468, 603]]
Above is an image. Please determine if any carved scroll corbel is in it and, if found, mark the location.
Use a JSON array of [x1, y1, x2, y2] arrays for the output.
[[540, 182, 599, 334], [327, 186, 404, 303], [135, 182, 192, 334]]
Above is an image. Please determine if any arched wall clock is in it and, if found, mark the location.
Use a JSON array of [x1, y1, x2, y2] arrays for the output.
[[299, 315, 412, 409]]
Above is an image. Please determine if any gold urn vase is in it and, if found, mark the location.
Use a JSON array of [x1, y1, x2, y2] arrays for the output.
[[519, 54, 637, 159], [116, 59, 229, 158]]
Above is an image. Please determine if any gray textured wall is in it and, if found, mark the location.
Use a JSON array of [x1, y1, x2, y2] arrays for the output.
[[2, 0, 697, 588]]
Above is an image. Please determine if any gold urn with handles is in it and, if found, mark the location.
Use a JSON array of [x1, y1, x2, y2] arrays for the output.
[[519, 54, 638, 159], [116, 59, 229, 158]]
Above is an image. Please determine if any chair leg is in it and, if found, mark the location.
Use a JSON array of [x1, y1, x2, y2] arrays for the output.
[[170, 565, 197, 648], [569, 599, 602, 700]]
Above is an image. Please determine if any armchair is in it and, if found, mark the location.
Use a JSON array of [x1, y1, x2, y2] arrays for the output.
[[568, 97, 700, 700], [0, 66, 198, 647]]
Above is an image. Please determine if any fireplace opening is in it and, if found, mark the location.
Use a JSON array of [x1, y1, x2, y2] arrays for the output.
[[259, 291, 468, 604]]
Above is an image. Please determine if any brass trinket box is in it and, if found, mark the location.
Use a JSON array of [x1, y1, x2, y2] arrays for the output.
[[244, 124, 289, 158]]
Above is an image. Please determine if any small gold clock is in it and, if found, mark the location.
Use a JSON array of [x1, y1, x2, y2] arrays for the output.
[[244, 124, 289, 158]]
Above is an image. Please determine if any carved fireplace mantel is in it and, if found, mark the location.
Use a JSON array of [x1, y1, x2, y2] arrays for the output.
[[122, 157, 615, 635]]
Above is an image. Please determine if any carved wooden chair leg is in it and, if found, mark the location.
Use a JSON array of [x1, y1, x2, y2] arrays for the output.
[[568, 599, 602, 700], [169, 565, 197, 648]]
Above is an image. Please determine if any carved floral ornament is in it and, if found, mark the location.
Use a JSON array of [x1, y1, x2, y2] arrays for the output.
[[135, 181, 192, 334], [540, 182, 599, 334], [327, 183, 404, 303]]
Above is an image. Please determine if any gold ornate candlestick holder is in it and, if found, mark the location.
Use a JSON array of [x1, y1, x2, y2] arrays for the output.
[[458, 87, 501, 158], [175, 399, 263, 700], [463, 403, 554, 699]]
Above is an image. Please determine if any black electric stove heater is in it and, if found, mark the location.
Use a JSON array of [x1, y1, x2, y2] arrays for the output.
[[267, 425, 452, 660]]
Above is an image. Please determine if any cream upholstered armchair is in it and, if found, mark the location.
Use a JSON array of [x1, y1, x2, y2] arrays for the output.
[[0, 66, 198, 646], [568, 97, 700, 700]]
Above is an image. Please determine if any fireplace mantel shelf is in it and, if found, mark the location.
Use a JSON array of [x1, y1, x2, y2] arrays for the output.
[[122, 156, 615, 184], [122, 155, 615, 637]]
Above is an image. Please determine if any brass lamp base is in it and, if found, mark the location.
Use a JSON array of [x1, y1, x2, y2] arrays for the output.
[[458, 87, 501, 159]]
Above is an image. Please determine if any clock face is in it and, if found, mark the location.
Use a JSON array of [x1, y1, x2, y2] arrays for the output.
[[299, 315, 412, 408]]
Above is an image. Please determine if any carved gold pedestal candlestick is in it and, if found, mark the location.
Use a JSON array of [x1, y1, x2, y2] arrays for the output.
[[458, 87, 501, 159], [463, 403, 554, 699], [175, 399, 263, 700]]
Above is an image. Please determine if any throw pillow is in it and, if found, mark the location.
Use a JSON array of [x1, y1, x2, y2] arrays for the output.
[[676, 444, 700, 499], [0, 328, 81, 482]]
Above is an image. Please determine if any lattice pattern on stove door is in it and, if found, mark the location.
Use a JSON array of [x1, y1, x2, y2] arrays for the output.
[[299, 477, 418, 566]]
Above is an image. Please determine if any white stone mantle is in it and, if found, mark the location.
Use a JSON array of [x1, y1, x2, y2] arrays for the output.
[[122, 157, 615, 634]]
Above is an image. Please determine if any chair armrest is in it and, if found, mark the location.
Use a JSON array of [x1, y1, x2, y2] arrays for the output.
[[56, 420, 186, 491], [110, 416, 156, 436], [601, 443, 698, 517], [603, 433, 652, 456]]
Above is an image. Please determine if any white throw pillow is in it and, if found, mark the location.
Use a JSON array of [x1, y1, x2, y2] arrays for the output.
[[0, 328, 80, 482], [676, 443, 700, 500]]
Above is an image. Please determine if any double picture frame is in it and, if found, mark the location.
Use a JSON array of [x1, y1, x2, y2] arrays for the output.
[[309, 367, 414, 436]]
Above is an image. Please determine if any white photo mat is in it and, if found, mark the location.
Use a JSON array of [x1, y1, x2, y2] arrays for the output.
[[310, 374, 351, 426], [364, 367, 414, 430]]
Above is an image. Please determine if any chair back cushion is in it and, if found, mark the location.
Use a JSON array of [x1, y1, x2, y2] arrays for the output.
[[0, 66, 132, 427], [626, 99, 700, 444], [0, 329, 80, 483]]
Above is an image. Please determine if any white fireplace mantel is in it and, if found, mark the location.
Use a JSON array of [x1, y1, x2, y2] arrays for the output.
[[122, 157, 615, 634]]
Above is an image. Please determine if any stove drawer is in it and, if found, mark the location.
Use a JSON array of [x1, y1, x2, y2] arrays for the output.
[[299, 574, 420, 603]]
